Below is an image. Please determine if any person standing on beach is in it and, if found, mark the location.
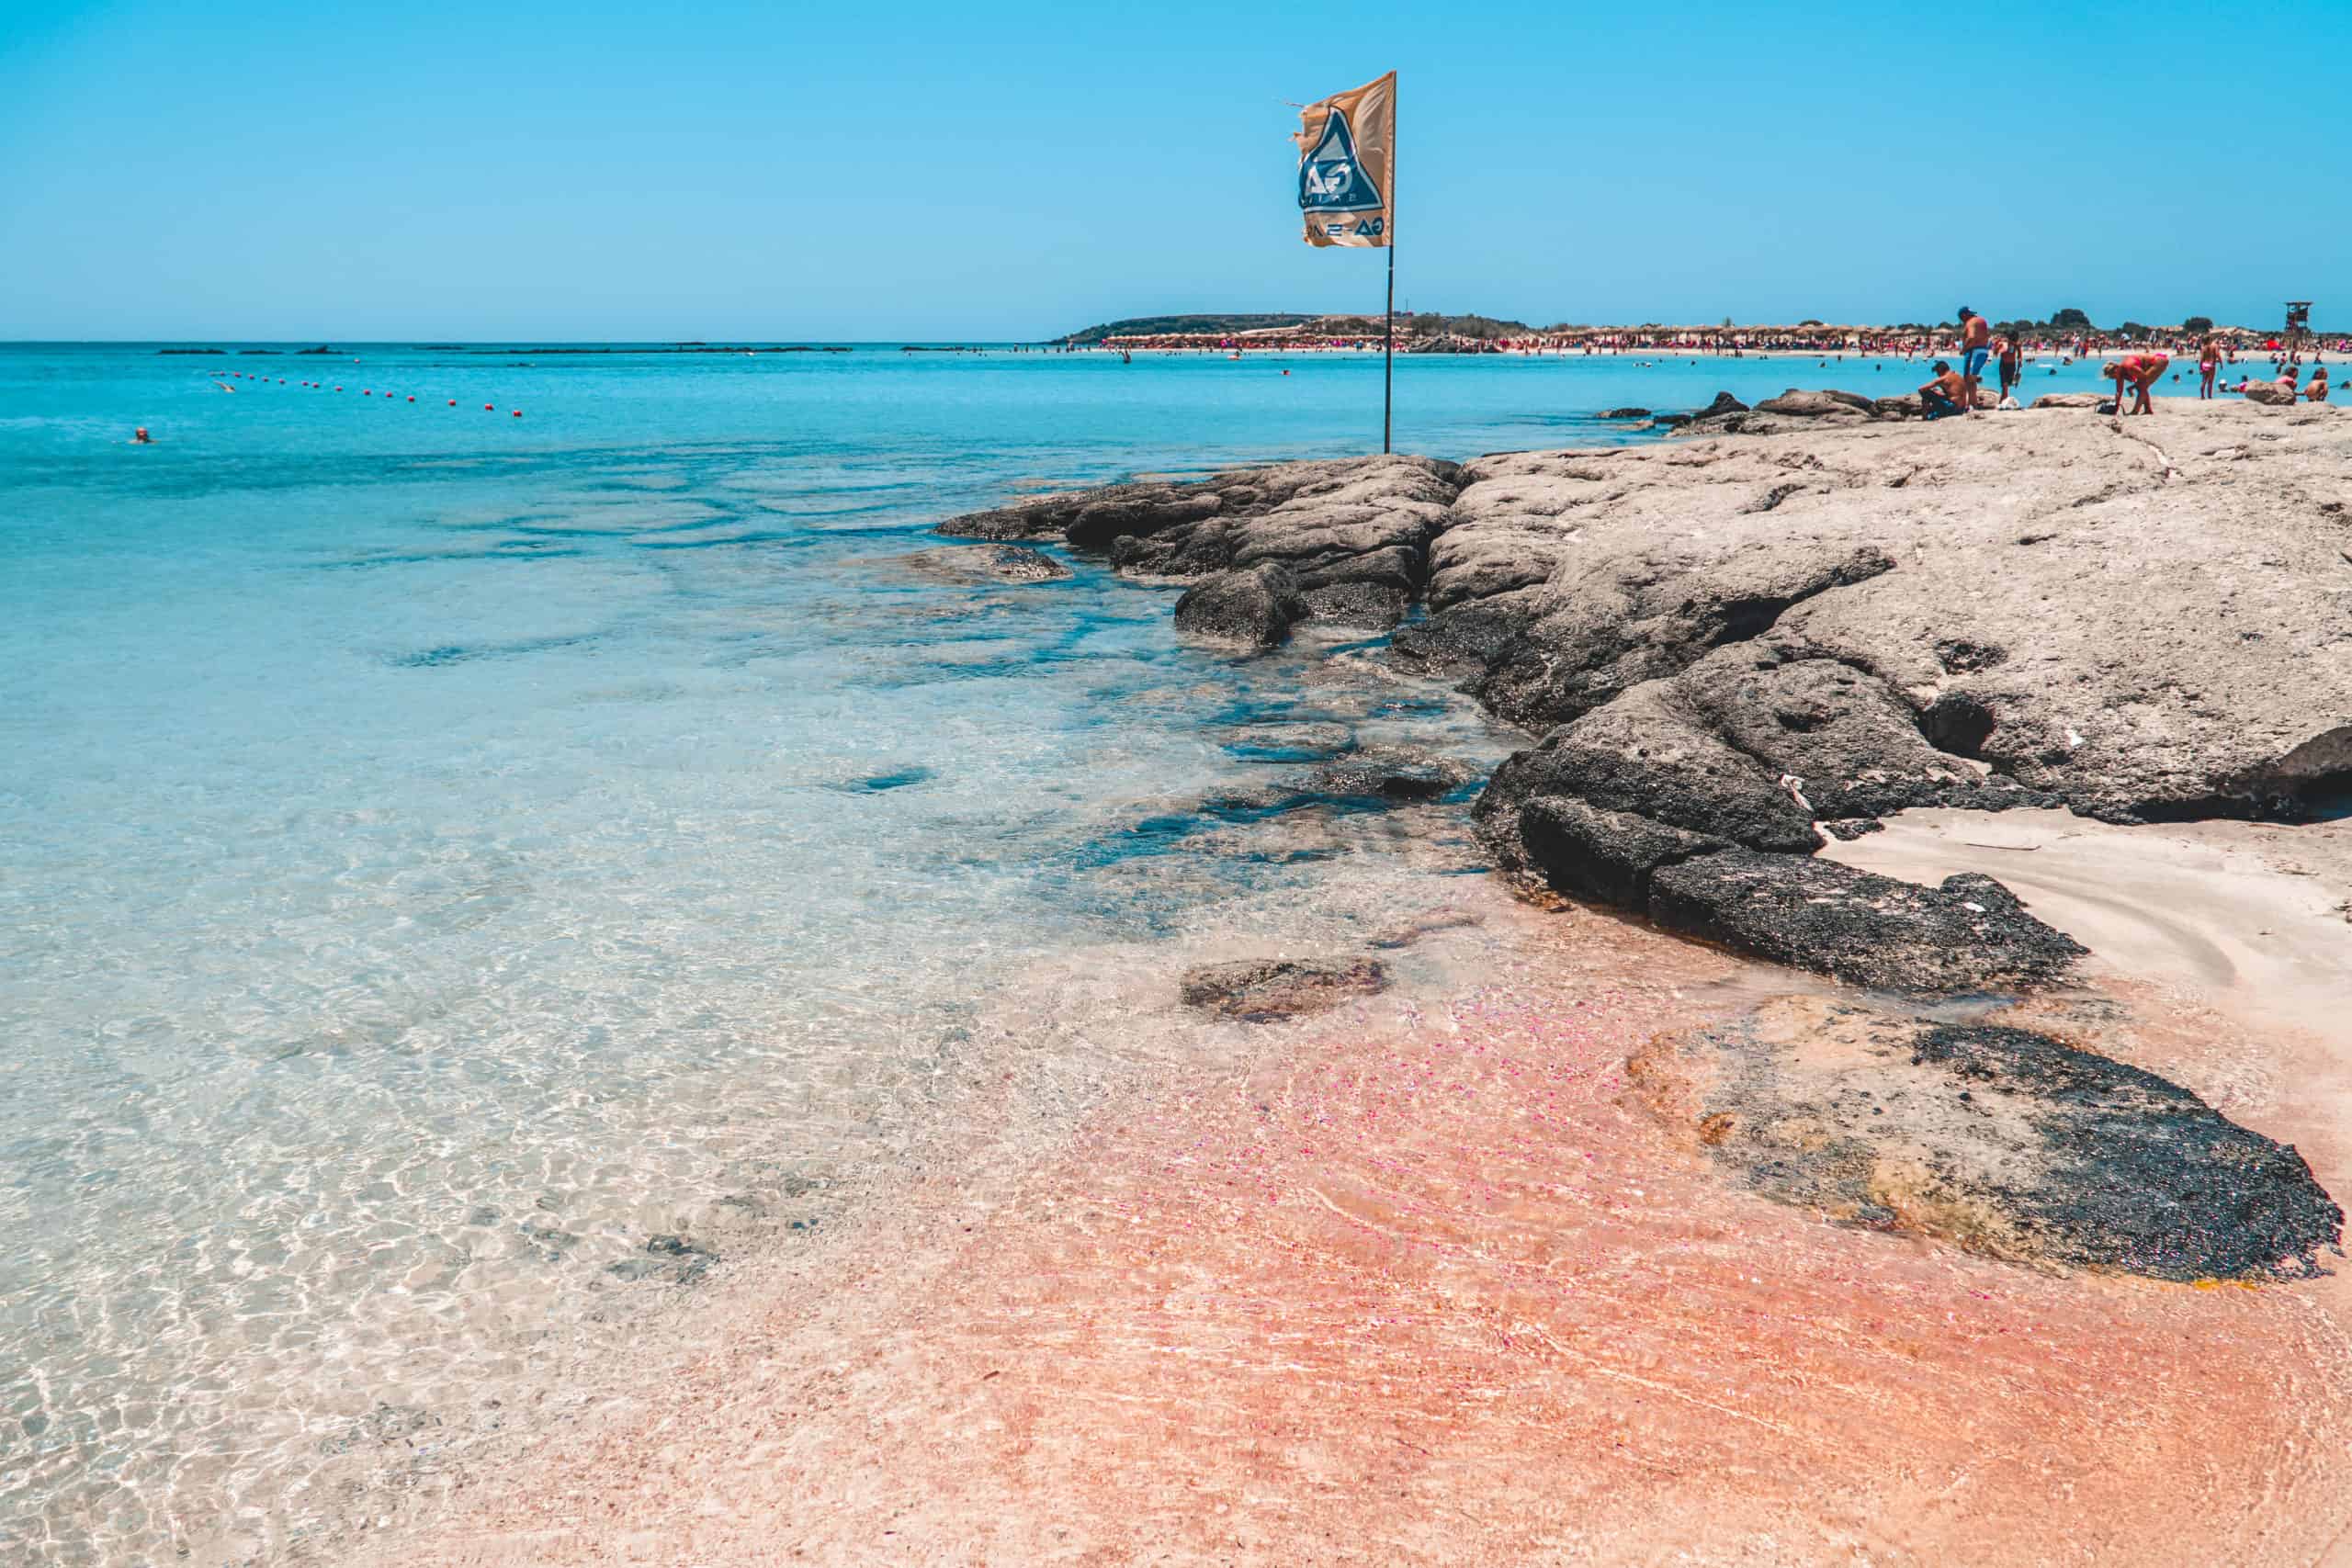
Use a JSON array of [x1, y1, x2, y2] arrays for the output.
[[2199, 336, 2222, 400], [1957, 307, 1991, 413], [1996, 331, 2022, 402]]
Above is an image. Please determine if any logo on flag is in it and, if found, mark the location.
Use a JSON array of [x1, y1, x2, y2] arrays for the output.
[[1293, 71, 1395, 248], [1298, 111, 1383, 214]]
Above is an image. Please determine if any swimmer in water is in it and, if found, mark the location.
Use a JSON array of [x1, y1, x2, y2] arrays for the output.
[[132, 426, 152, 444], [212, 379, 234, 392]]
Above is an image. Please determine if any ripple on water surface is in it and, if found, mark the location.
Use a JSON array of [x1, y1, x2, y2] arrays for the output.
[[0, 385, 1524, 1563]]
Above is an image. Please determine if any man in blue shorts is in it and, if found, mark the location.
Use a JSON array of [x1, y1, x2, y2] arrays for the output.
[[1957, 306, 1991, 415]]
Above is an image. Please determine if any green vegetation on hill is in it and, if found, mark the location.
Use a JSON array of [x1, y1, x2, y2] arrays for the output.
[[1054, 313, 1313, 344]]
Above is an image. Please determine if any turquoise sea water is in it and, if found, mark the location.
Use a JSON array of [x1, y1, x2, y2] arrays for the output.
[[0, 342, 2157, 1562]]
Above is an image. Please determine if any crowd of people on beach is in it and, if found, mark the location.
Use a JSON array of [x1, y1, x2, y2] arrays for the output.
[[1902, 305, 2332, 420], [1087, 321, 2349, 359]]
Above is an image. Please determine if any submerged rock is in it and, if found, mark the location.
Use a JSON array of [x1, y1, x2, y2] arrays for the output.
[[1644, 996, 2343, 1281], [887, 543, 1072, 583], [1180, 957, 1388, 1021]]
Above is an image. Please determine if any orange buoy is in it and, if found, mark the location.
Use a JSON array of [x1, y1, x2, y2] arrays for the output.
[[511, 410, 521, 418], [407, 395, 415, 402], [483, 403, 493, 411], [447, 400, 457, 406]]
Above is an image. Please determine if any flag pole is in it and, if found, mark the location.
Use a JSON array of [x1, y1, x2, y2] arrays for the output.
[[1383, 237, 1394, 454], [1383, 81, 1396, 456]]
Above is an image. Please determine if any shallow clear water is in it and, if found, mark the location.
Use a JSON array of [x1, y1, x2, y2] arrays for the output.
[[0, 341, 2173, 1562]]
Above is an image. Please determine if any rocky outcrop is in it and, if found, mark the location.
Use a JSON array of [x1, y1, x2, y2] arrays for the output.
[[1640, 996, 2343, 1280], [1423, 408, 2351, 984], [2242, 381, 2298, 407], [938, 456, 1462, 635], [1420, 409, 2352, 840], [1180, 957, 1388, 1021], [2030, 392, 2108, 410], [948, 405, 2352, 997]]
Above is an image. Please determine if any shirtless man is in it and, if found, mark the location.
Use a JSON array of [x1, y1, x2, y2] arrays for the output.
[[2103, 352, 2168, 415], [1957, 306, 1991, 413], [2308, 365, 2331, 403], [1917, 359, 1969, 420]]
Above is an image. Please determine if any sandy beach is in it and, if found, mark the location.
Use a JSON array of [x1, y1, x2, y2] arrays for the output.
[[300, 398, 2352, 1567]]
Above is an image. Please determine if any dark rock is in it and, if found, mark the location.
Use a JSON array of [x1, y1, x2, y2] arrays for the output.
[[1598, 406, 1651, 420], [1180, 957, 1388, 1021], [1300, 580, 1411, 628], [1918, 690, 1998, 756], [1645, 850, 2085, 995], [1694, 391, 1749, 417], [1518, 795, 1726, 905], [1388, 590, 1547, 677], [1663, 997, 2344, 1280], [1476, 686, 1820, 857], [1296, 746, 1476, 802], [1173, 563, 1306, 649]]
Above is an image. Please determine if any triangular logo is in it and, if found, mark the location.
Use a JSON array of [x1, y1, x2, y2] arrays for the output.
[[1298, 109, 1385, 213]]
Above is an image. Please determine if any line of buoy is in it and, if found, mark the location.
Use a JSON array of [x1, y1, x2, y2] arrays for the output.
[[195, 369, 520, 420]]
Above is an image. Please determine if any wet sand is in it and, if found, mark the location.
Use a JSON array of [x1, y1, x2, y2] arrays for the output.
[[343, 813, 2352, 1566]]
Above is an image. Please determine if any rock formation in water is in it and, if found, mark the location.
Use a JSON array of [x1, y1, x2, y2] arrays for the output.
[[1634, 995, 2344, 1281], [885, 543, 1073, 583], [939, 456, 1460, 631], [937, 402, 2352, 992], [1179, 957, 1389, 1021]]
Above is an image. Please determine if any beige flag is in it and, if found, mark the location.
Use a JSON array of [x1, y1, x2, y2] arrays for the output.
[[1295, 71, 1395, 248]]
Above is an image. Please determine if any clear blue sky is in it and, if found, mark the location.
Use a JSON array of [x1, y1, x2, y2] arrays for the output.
[[2, 0, 2343, 340]]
